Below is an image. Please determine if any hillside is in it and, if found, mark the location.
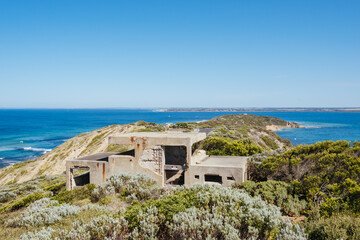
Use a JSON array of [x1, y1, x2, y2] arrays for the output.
[[174, 114, 299, 150], [0, 114, 295, 186], [2, 115, 359, 239], [0, 123, 164, 186]]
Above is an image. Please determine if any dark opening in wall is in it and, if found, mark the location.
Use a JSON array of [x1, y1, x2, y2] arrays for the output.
[[205, 174, 222, 184], [72, 166, 90, 187], [165, 146, 187, 165], [120, 149, 135, 157], [195, 175, 199, 179], [165, 170, 184, 185], [227, 176, 235, 181]]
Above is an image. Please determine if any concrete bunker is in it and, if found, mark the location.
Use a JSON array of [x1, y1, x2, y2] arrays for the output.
[[66, 132, 249, 190]]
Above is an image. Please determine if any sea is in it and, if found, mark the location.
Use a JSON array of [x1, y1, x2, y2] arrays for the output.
[[0, 109, 359, 169]]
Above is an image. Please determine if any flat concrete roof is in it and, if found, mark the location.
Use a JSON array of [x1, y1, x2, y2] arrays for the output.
[[74, 152, 120, 162], [109, 132, 206, 146], [196, 156, 248, 168]]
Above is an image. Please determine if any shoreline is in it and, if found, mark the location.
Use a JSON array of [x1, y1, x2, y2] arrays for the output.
[[159, 108, 360, 113]]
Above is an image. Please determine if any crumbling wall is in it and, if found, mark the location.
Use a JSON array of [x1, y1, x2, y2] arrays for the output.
[[139, 146, 164, 174]]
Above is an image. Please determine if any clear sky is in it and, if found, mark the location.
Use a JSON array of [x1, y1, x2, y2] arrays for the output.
[[0, 0, 359, 108]]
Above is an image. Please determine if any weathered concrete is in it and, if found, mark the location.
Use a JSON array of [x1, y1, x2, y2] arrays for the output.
[[66, 132, 248, 190], [187, 156, 247, 187]]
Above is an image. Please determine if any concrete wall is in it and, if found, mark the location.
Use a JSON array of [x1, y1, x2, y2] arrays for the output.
[[186, 165, 246, 187], [66, 160, 110, 190], [138, 146, 164, 174], [108, 155, 164, 186]]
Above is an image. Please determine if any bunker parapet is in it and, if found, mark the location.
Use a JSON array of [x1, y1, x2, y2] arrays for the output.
[[66, 132, 247, 190]]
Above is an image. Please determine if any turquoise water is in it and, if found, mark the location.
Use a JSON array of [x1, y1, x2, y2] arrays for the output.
[[0, 109, 359, 168]]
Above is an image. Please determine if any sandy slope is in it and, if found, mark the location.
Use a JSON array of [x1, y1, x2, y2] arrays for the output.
[[0, 124, 140, 186]]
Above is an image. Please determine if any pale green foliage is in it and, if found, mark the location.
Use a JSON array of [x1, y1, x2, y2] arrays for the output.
[[19, 227, 55, 240], [234, 180, 307, 216], [6, 198, 81, 227], [276, 218, 307, 240], [9, 176, 307, 240], [0, 191, 16, 203], [126, 184, 307, 239], [57, 214, 128, 240], [91, 173, 162, 202], [168, 207, 242, 239], [129, 207, 163, 239]]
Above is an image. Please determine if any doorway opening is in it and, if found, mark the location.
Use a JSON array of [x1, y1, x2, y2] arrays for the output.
[[71, 166, 90, 188]]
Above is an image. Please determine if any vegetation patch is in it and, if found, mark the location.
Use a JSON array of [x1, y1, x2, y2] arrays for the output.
[[256, 140, 360, 216], [305, 213, 360, 240], [53, 184, 95, 204], [201, 136, 263, 156], [233, 180, 307, 216], [0, 191, 51, 214], [196, 114, 289, 129], [261, 135, 279, 150], [135, 121, 165, 132]]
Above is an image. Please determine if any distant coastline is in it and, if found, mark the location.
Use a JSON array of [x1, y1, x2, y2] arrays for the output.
[[158, 108, 360, 112]]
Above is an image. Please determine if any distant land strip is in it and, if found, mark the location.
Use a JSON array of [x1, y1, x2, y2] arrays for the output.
[[158, 108, 360, 112]]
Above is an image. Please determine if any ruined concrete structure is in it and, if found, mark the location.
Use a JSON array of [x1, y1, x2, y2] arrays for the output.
[[66, 132, 248, 190]]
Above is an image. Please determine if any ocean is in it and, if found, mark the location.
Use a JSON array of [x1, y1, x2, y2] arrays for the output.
[[0, 109, 359, 168]]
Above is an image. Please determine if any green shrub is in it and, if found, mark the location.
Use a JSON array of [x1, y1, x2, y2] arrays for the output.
[[170, 122, 194, 130], [135, 121, 165, 132], [57, 214, 128, 240], [91, 174, 162, 203], [125, 184, 306, 239], [125, 188, 198, 228], [44, 181, 66, 195], [234, 180, 307, 216], [0, 191, 50, 213], [305, 214, 360, 240], [202, 137, 262, 156], [261, 135, 279, 150], [258, 140, 360, 216], [53, 184, 94, 204]]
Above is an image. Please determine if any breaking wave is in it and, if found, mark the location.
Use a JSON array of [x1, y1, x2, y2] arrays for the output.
[[21, 147, 52, 154]]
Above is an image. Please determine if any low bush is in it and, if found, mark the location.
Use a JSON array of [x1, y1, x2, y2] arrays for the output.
[[0, 191, 50, 214], [57, 214, 128, 240], [91, 173, 162, 202], [15, 176, 307, 240], [125, 184, 307, 239], [258, 141, 360, 216], [234, 180, 307, 216], [53, 184, 94, 204], [44, 181, 66, 195], [260, 135, 279, 150], [0, 192, 17, 203], [6, 198, 81, 227], [305, 214, 360, 240], [201, 137, 263, 156], [19, 227, 55, 240]]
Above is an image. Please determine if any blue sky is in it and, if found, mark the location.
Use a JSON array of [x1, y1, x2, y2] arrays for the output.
[[0, 0, 359, 108]]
